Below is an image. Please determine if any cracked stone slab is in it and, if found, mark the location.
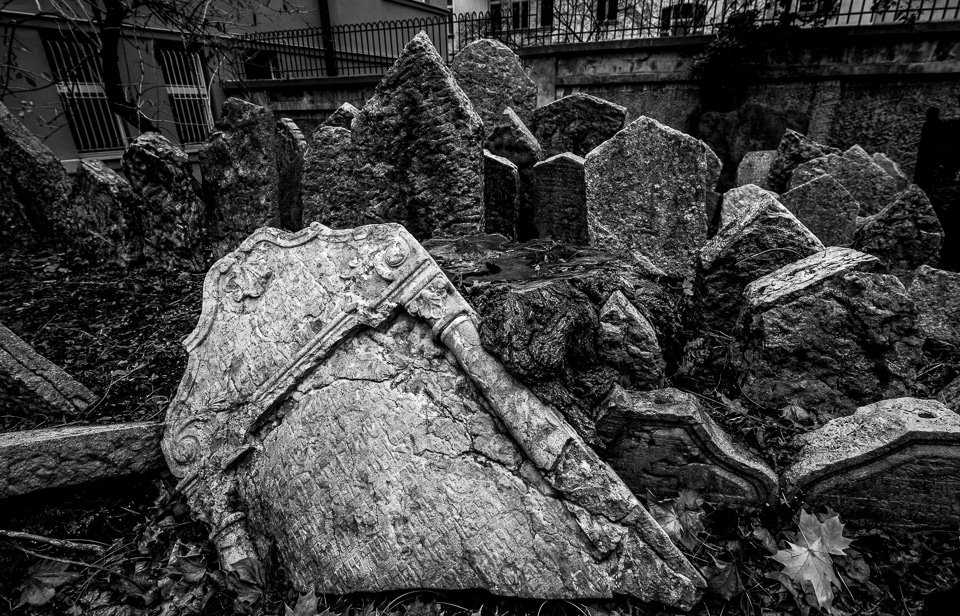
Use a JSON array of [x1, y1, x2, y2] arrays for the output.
[[597, 386, 778, 506], [0, 422, 164, 499], [162, 223, 703, 607], [783, 398, 960, 528], [452, 38, 537, 135], [531, 92, 626, 158]]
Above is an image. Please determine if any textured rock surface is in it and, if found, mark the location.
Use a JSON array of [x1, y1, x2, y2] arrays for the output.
[[321, 102, 359, 129], [764, 129, 839, 194], [0, 101, 70, 244], [733, 248, 922, 415], [0, 324, 97, 415], [854, 184, 943, 283], [483, 150, 519, 238], [200, 98, 279, 257], [736, 150, 776, 188], [939, 376, 960, 412], [485, 108, 543, 240], [700, 192, 823, 333], [451, 38, 537, 134], [597, 386, 778, 506], [783, 398, 960, 527], [301, 126, 363, 229], [597, 291, 665, 390], [64, 159, 142, 267], [872, 152, 910, 190], [277, 118, 307, 231], [534, 152, 588, 245], [162, 224, 703, 606], [586, 116, 721, 279], [531, 92, 627, 158], [789, 145, 900, 217], [718, 184, 780, 229], [780, 174, 859, 247], [121, 132, 208, 271], [909, 265, 960, 357], [0, 423, 163, 499]]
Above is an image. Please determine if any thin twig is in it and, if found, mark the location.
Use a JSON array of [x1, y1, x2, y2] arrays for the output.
[[0, 530, 105, 555]]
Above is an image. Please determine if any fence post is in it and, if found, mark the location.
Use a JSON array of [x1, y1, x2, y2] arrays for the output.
[[318, 0, 338, 77]]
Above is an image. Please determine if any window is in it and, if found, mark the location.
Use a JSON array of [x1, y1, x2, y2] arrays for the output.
[[541, 0, 555, 26], [42, 37, 128, 153], [490, 0, 503, 33], [156, 47, 214, 145], [512, 0, 530, 28], [597, 0, 619, 21]]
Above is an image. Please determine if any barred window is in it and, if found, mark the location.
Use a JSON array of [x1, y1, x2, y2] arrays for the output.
[[156, 47, 214, 145]]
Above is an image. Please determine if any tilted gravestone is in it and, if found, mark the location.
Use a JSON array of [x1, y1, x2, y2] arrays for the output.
[[779, 174, 860, 247], [531, 92, 627, 158], [483, 150, 519, 238], [485, 107, 543, 240], [597, 291, 665, 391], [736, 150, 776, 189], [276, 118, 307, 231], [161, 223, 704, 607], [451, 38, 537, 135], [763, 129, 839, 194], [321, 102, 359, 129], [533, 152, 588, 245], [585, 116, 721, 280], [789, 145, 900, 217], [200, 98, 279, 258], [597, 386, 778, 506], [718, 184, 779, 230], [783, 397, 960, 527]]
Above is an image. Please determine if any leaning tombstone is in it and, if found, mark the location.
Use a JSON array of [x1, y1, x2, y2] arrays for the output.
[[779, 174, 860, 247], [485, 107, 543, 240], [276, 118, 307, 231], [65, 159, 143, 267], [736, 150, 776, 188], [531, 92, 627, 158], [763, 128, 839, 193], [718, 184, 779, 229], [789, 145, 900, 217], [451, 38, 537, 134], [483, 150, 519, 238], [533, 152, 588, 245]]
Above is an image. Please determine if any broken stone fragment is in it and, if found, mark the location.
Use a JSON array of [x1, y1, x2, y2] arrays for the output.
[[0, 422, 164, 499], [531, 92, 627, 158], [789, 145, 900, 217], [596, 385, 778, 506], [872, 151, 910, 190], [597, 291, 666, 390], [276, 118, 307, 231], [718, 184, 780, 230], [763, 129, 839, 193], [779, 174, 860, 247], [483, 150, 519, 238], [534, 152, 588, 245], [485, 107, 543, 240], [451, 38, 537, 134], [909, 264, 960, 357], [736, 150, 776, 188], [783, 398, 960, 527], [321, 102, 359, 129]]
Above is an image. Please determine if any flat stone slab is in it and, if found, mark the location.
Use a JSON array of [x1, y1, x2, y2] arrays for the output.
[[789, 145, 900, 217], [783, 398, 960, 528], [0, 422, 164, 499], [534, 152, 588, 245], [531, 92, 626, 158], [780, 174, 859, 247], [597, 386, 778, 506]]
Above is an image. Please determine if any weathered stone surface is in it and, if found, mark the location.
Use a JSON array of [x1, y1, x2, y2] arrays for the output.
[[321, 102, 359, 129], [301, 126, 363, 229], [0, 101, 70, 244], [162, 224, 703, 606], [733, 247, 922, 415], [0, 422, 163, 499], [598, 291, 665, 390], [736, 150, 776, 188], [597, 386, 778, 506], [64, 159, 142, 267], [764, 129, 839, 194], [277, 118, 307, 231], [200, 98, 279, 257], [854, 184, 943, 283], [700, 192, 823, 333], [121, 132, 208, 271], [483, 150, 519, 238], [534, 152, 588, 245], [938, 376, 960, 412], [531, 92, 627, 158], [909, 265, 960, 357], [783, 398, 960, 527], [451, 38, 537, 134], [872, 152, 910, 190], [586, 116, 721, 280], [0, 324, 97, 415], [789, 145, 901, 217], [718, 184, 780, 229], [485, 107, 543, 240], [780, 174, 859, 247]]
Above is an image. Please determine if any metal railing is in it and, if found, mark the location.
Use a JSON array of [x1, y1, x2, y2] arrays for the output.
[[230, 0, 960, 81]]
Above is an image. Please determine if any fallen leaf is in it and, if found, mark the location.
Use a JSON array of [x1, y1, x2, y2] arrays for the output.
[[772, 537, 839, 608], [286, 588, 318, 616], [17, 560, 80, 607], [702, 556, 744, 600]]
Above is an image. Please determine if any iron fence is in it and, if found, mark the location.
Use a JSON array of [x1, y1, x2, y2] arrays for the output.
[[230, 0, 960, 81]]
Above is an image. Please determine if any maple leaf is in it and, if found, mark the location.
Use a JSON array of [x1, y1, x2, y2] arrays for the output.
[[286, 589, 318, 616], [647, 490, 704, 550], [16, 560, 80, 607], [770, 509, 854, 610]]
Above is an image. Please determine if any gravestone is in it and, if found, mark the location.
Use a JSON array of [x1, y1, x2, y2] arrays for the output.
[[585, 116, 721, 280], [301, 126, 363, 229], [534, 152, 588, 245], [485, 107, 543, 240], [122, 133, 208, 271], [451, 38, 537, 134], [783, 398, 960, 527], [483, 150, 519, 238], [65, 159, 143, 267], [321, 102, 359, 129], [277, 118, 307, 231], [531, 92, 627, 158], [779, 174, 859, 247], [718, 184, 779, 229], [732, 247, 922, 415], [200, 98, 279, 257], [789, 145, 900, 217], [162, 223, 704, 607], [736, 150, 776, 188], [908, 265, 960, 357], [597, 291, 665, 391], [763, 129, 839, 193], [597, 386, 778, 506], [872, 152, 909, 190]]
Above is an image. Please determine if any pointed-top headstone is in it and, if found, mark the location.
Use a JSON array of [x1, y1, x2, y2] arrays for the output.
[[64, 159, 142, 267], [763, 129, 839, 193], [483, 149, 519, 238], [485, 107, 543, 240], [531, 92, 627, 158], [780, 174, 860, 247]]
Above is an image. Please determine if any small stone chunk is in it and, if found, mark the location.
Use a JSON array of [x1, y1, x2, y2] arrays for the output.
[[764, 129, 839, 193], [531, 92, 627, 158], [483, 150, 519, 238], [586, 116, 721, 280], [938, 376, 960, 412], [854, 185, 943, 284], [598, 291, 666, 390], [451, 38, 537, 134], [64, 159, 142, 267], [780, 174, 860, 247], [0, 422, 164, 499], [736, 150, 776, 188], [596, 386, 778, 506], [534, 152, 588, 245], [485, 107, 543, 240], [276, 118, 307, 230], [121, 132, 208, 271], [783, 398, 960, 528], [301, 126, 364, 229], [789, 145, 901, 217], [872, 152, 909, 190], [719, 184, 780, 229], [909, 264, 960, 356], [321, 102, 359, 129]]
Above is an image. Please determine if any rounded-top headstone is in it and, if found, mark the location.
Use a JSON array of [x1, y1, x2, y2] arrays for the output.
[[531, 92, 627, 158], [452, 38, 537, 135]]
